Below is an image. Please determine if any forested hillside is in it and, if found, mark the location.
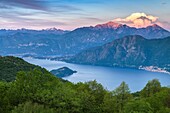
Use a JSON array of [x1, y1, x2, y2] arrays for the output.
[[0, 56, 47, 82]]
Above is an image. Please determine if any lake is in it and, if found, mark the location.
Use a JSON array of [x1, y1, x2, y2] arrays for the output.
[[24, 57, 170, 92]]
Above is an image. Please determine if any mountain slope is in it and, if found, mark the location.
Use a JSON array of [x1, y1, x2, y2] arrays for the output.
[[68, 35, 170, 72], [0, 56, 47, 82]]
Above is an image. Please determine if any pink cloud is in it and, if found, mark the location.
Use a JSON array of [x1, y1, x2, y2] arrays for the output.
[[113, 12, 170, 30]]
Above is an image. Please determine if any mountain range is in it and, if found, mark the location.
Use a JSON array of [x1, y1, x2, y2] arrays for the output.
[[68, 35, 170, 72], [0, 22, 170, 57]]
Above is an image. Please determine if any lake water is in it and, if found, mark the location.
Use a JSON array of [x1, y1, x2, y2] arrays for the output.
[[24, 57, 170, 92]]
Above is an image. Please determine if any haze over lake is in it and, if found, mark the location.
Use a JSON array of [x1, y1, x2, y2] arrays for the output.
[[24, 57, 170, 92]]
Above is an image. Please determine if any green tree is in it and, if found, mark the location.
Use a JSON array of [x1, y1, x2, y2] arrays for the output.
[[124, 99, 153, 113], [141, 79, 161, 97], [101, 92, 116, 113], [112, 81, 132, 113], [86, 80, 106, 105], [146, 87, 170, 113], [0, 81, 11, 113], [11, 101, 56, 113], [75, 80, 106, 113]]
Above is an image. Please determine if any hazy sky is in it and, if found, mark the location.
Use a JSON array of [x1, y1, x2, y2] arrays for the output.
[[0, 0, 169, 30]]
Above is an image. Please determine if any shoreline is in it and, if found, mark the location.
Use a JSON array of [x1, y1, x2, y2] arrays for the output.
[[139, 66, 170, 75], [23, 56, 170, 75]]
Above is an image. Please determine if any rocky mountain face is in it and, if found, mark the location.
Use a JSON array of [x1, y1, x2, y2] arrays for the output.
[[0, 22, 170, 57], [68, 35, 170, 71]]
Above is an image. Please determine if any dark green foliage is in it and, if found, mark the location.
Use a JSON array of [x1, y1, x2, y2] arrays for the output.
[[124, 99, 153, 113], [140, 79, 161, 97], [0, 56, 47, 82], [11, 101, 56, 113], [75, 80, 107, 113], [145, 87, 170, 113], [102, 92, 116, 113], [112, 81, 132, 113]]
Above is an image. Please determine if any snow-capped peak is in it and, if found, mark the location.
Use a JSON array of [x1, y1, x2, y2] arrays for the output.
[[45, 27, 63, 31]]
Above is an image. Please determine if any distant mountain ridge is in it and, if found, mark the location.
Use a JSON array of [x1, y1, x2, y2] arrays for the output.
[[94, 22, 170, 39], [0, 28, 69, 35], [68, 35, 170, 72], [0, 22, 170, 57]]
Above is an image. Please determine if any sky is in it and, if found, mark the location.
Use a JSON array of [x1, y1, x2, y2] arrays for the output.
[[0, 0, 170, 30]]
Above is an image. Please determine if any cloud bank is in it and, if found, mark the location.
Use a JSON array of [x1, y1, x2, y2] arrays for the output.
[[113, 13, 170, 30], [0, 0, 47, 11]]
